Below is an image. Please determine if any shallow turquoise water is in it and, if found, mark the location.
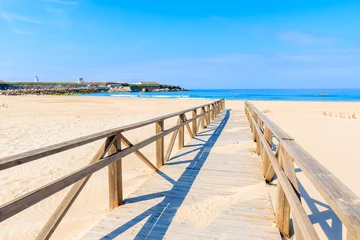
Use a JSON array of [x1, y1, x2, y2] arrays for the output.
[[79, 89, 360, 102]]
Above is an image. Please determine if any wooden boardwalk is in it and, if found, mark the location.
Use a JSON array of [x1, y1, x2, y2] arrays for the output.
[[82, 108, 281, 240]]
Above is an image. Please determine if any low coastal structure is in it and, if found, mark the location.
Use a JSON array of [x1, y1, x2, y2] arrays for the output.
[[0, 81, 186, 95]]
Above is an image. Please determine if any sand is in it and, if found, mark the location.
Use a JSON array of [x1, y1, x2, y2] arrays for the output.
[[1, 96, 359, 239]]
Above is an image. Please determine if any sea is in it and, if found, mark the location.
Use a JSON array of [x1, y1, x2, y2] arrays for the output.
[[79, 89, 360, 102]]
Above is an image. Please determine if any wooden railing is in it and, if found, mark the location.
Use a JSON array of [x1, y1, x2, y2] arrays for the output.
[[0, 99, 225, 240], [245, 101, 360, 240]]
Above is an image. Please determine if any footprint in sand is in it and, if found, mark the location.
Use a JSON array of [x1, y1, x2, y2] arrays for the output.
[[211, 141, 254, 153]]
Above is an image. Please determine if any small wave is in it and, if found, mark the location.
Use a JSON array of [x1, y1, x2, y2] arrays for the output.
[[152, 95, 190, 98], [110, 95, 136, 98]]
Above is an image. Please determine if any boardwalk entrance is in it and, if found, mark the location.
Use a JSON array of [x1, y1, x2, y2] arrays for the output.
[[83, 108, 280, 239]]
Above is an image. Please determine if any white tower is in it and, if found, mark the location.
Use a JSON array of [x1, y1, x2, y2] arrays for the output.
[[34, 76, 39, 83]]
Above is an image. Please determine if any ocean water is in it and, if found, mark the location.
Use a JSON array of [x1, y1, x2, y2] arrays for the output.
[[80, 89, 360, 102]]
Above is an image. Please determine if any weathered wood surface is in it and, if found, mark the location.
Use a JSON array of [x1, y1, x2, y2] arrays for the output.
[[246, 106, 319, 239], [82, 108, 280, 240], [245, 101, 293, 141], [0, 100, 223, 171]]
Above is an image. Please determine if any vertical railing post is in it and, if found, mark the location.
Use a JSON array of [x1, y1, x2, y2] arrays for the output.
[[275, 144, 295, 237], [215, 103, 218, 117], [156, 120, 164, 168], [262, 126, 272, 176], [192, 109, 197, 136], [201, 107, 206, 128], [178, 114, 185, 149], [211, 104, 215, 120], [256, 131, 261, 155], [206, 105, 210, 126], [280, 143, 303, 239], [108, 133, 123, 211]]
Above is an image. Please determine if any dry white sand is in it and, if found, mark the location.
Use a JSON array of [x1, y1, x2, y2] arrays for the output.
[[1, 97, 359, 240]]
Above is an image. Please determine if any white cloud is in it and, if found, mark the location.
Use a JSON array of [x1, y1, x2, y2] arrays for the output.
[[0, 11, 41, 24], [278, 31, 337, 44], [12, 28, 34, 35]]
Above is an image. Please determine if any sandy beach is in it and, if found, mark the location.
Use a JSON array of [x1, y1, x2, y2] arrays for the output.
[[1, 96, 359, 239]]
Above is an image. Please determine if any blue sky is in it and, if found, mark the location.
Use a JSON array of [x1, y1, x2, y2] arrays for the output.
[[1, 0, 360, 89]]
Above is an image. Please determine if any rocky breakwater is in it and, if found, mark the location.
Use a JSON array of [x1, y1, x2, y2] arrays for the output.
[[108, 86, 131, 92], [129, 84, 186, 92]]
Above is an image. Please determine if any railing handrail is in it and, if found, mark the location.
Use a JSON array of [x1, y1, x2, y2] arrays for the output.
[[0, 99, 223, 171], [245, 100, 360, 239], [245, 101, 293, 141]]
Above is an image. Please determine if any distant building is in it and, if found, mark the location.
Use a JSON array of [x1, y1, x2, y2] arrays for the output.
[[34, 76, 39, 82], [136, 81, 158, 85], [78, 78, 84, 83], [0, 80, 4, 83]]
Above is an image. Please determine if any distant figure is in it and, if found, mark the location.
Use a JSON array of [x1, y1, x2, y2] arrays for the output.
[[34, 76, 39, 83], [353, 113, 357, 119], [138, 94, 140, 98]]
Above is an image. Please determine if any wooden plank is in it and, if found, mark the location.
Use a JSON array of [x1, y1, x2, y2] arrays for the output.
[[192, 110, 197, 136], [0, 100, 223, 171], [156, 120, 164, 168], [108, 133, 123, 211], [183, 115, 195, 138], [202, 107, 206, 128], [178, 114, 185, 150], [200, 107, 205, 130], [275, 148, 291, 237], [165, 118, 180, 163], [262, 126, 274, 180], [282, 140, 360, 239], [248, 108, 319, 240], [36, 136, 117, 240], [206, 105, 211, 125], [279, 144, 303, 239], [83, 108, 280, 240]]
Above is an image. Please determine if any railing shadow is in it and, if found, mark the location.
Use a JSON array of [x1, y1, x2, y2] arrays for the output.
[[100, 109, 231, 240], [273, 168, 343, 239], [297, 180, 342, 239]]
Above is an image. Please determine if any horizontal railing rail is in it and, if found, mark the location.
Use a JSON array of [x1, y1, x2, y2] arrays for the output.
[[245, 100, 360, 240], [0, 101, 223, 170], [0, 99, 225, 240]]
